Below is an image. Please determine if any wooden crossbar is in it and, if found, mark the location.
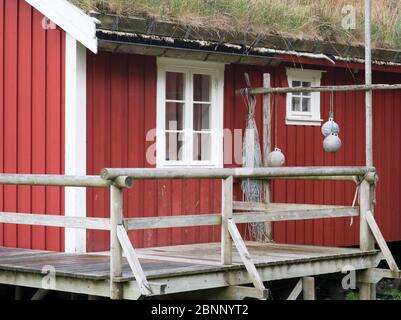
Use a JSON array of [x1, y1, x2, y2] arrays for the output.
[[123, 206, 358, 230], [0, 212, 110, 230]]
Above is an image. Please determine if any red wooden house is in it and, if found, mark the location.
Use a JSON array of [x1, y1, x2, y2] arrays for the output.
[[1, 0, 401, 254]]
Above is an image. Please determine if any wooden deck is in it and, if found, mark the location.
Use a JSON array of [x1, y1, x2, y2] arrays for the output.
[[0, 242, 382, 299]]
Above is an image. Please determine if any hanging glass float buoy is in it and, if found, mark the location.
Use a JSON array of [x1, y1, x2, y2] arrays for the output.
[[321, 118, 340, 137], [323, 133, 342, 153], [267, 148, 285, 167]]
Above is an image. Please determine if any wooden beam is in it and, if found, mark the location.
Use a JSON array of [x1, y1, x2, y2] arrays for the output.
[[0, 173, 132, 188], [360, 180, 375, 251], [358, 268, 401, 284], [302, 277, 315, 300], [125, 214, 221, 230], [233, 201, 357, 211], [110, 186, 123, 300], [116, 225, 153, 295], [359, 179, 376, 300], [31, 289, 48, 300], [100, 166, 375, 180], [0, 212, 110, 230], [236, 83, 401, 96], [365, 210, 400, 272], [221, 176, 233, 265], [124, 206, 359, 231], [234, 207, 359, 224], [287, 279, 303, 300], [227, 219, 265, 291]]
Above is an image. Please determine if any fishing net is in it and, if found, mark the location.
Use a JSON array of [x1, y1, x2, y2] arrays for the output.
[[241, 88, 265, 241]]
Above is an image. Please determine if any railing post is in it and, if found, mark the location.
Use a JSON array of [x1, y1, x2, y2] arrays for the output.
[[359, 178, 376, 300], [221, 176, 233, 265], [110, 185, 123, 299]]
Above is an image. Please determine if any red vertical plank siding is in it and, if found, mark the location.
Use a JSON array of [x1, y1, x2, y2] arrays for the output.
[[0, 0, 4, 246], [45, 22, 62, 251], [86, 54, 401, 249], [17, 1, 32, 248], [0, 0, 65, 251], [3, 0, 18, 247]]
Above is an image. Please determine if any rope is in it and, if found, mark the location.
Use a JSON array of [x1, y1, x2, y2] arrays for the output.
[[329, 91, 334, 119], [274, 93, 278, 148]]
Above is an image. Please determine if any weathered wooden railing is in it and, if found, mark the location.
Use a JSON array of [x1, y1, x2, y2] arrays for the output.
[[0, 166, 398, 300], [99, 166, 398, 299]]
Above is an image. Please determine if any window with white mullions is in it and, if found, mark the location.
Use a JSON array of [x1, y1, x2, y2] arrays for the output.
[[157, 58, 224, 168], [286, 68, 324, 126]]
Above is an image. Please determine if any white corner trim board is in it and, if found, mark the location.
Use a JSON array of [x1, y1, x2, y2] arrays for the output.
[[65, 34, 87, 253], [25, 0, 98, 53]]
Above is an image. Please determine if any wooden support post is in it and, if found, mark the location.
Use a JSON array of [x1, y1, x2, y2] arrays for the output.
[[360, 180, 374, 251], [262, 73, 272, 242], [302, 277, 315, 300], [110, 185, 123, 300], [359, 178, 376, 300], [15, 286, 23, 300], [221, 176, 233, 265]]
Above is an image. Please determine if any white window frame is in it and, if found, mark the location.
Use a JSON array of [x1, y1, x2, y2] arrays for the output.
[[286, 68, 324, 126], [156, 58, 224, 168]]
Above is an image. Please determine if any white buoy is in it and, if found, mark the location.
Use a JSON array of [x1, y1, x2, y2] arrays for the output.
[[321, 118, 340, 137], [323, 134, 342, 153], [267, 148, 285, 167]]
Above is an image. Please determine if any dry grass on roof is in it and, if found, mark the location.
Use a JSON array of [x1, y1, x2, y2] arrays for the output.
[[71, 0, 401, 50]]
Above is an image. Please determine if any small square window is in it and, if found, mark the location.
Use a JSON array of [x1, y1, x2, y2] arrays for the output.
[[286, 68, 324, 126]]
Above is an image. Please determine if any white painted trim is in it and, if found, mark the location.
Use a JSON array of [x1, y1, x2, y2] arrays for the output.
[[25, 0, 98, 53], [285, 68, 324, 126], [65, 34, 87, 253], [156, 58, 224, 168]]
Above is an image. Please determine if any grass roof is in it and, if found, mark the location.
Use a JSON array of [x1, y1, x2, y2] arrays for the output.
[[70, 0, 401, 50]]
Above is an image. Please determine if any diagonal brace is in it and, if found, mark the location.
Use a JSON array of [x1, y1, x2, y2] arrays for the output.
[[116, 225, 153, 295], [365, 211, 400, 272], [227, 219, 265, 291]]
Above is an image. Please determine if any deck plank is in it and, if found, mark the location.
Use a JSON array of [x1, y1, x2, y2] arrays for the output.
[[0, 243, 379, 281]]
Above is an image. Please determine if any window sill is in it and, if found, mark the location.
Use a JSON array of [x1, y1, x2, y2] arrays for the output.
[[285, 118, 323, 126]]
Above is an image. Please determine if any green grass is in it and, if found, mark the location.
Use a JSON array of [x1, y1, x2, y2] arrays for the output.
[[70, 0, 401, 50], [345, 292, 359, 300], [382, 289, 401, 300]]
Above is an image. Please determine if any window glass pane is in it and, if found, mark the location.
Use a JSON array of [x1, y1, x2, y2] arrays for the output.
[[166, 72, 184, 100], [166, 132, 184, 161], [292, 97, 301, 111], [193, 74, 211, 102], [165, 102, 184, 130], [193, 104, 210, 131], [292, 80, 301, 87], [302, 97, 311, 112], [193, 133, 211, 161], [302, 81, 311, 97]]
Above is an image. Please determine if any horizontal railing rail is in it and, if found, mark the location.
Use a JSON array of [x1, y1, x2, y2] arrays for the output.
[[100, 166, 375, 181], [0, 174, 132, 188]]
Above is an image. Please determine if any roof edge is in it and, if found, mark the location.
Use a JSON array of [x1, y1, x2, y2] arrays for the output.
[[92, 13, 401, 65], [26, 0, 98, 53]]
